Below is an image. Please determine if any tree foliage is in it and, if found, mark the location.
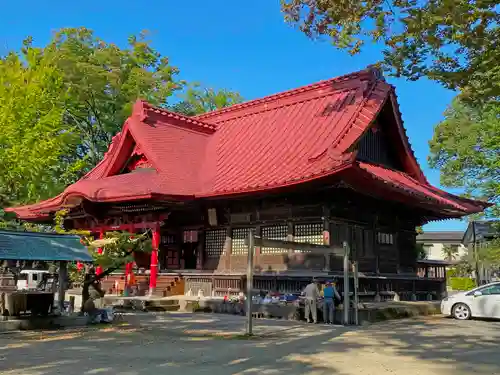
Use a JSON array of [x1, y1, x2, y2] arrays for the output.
[[0, 49, 81, 205], [54, 209, 151, 287], [428, 99, 499, 218], [414, 243, 427, 260], [42, 27, 183, 166], [460, 238, 500, 276], [170, 84, 244, 116], [84, 231, 152, 271], [281, 0, 500, 103], [441, 245, 459, 262], [478, 239, 500, 268]]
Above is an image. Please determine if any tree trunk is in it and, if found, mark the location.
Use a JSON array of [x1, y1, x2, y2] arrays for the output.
[[80, 248, 136, 313]]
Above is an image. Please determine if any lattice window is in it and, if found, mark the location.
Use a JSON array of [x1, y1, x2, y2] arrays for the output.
[[231, 228, 250, 255], [294, 223, 323, 252], [205, 229, 226, 257], [261, 225, 288, 254], [161, 235, 176, 245], [183, 230, 198, 243], [377, 232, 394, 245]]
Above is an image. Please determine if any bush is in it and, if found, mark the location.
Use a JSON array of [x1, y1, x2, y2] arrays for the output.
[[446, 268, 457, 278], [449, 277, 476, 291]]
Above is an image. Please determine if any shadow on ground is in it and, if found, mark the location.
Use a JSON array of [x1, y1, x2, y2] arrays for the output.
[[0, 313, 498, 375]]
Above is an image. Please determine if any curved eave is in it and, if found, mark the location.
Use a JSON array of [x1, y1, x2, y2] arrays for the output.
[[6, 192, 194, 221], [350, 162, 488, 216]]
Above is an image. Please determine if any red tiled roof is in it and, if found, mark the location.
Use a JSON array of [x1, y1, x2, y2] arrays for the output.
[[354, 162, 489, 214], [6, 67, 489, 219]]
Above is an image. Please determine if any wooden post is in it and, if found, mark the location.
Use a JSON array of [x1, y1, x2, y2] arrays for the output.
[[352, 260, 359, 326], [149, 225, 160, 295], [69, 295, 75, 314], [343, 241, 350, 325], [322, 206, 331, 271], [225, 227, 232, 272], [58, 261, 68, 313], [246, 229, 255, 336]]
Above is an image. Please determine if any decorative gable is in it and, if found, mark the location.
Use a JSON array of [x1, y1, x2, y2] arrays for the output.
[[355, 121, 403, 171], [353, 94, 424, 181], [122, 144, 155, 174]]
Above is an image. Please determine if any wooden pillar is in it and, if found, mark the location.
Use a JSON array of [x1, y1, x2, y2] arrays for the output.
[[394, 217, 400, 274], [254, 225, 262, 259], [57, 261, 68, 313], [373, 217, 380, 275], [287, 221, 294, 254], [95, 230, 104, 276], [224, 227, 232, 271], [322, 206, 331, 271], [395, 231, 400, 274], [149, 224, 160, 295], [124, 262, 133, 296], [196, 230, 205, 270]]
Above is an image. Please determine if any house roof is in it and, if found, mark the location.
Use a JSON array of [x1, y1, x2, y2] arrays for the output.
[[463, 220, 499, 245], [6, 67, 490, 220], [416, 259, 458, 266], [416, 231, 465, 243], [0, 230, 92, 261]]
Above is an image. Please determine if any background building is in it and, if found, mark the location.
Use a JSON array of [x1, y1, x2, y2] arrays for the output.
[[416, 231, 467, 261]]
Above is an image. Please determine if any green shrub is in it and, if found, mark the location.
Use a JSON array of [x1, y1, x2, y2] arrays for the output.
[[449, 277, 476, 291], [446, 268, 457, 278]]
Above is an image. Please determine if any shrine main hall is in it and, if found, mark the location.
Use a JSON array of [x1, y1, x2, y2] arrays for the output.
[[8, 67, 489, 300]]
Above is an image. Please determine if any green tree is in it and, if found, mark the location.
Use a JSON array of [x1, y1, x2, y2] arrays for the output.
[[281, 1, 499, 103], [0, 49, 82, 205], [42, 27, 183, 167], [54, 210, 152, 308], [441, 245, 459, 262], [428, 99, 499, 218], [170, 84, 244, 116], [415, 243, 427, 260]]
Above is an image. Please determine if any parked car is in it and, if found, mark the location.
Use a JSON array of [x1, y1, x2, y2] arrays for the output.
[[441, 282, 500, 320], [16, 270, 49, 290]]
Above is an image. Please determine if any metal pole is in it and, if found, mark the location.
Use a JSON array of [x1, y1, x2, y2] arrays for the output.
[[472, 221, 480, 286], [343, 241, 350, 325], [246, 229, 255, 335], [353, 261, 359, 326]]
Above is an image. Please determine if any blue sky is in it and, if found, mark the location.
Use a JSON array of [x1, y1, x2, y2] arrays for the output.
[[1, 0, 465, 231]]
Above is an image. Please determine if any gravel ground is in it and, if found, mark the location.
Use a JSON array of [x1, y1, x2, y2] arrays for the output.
[[0, 313, 498, 375]]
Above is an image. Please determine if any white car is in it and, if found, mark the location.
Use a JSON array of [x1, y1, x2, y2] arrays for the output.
[[16, 270, 48, 290], [441, 282, 500, 320]]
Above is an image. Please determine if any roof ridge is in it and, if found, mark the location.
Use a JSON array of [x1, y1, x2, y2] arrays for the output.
[[203, 86, 358, 125], [194, 67, 380, 122], [134, 100, 216, 133], [330, 80, 379, 151]]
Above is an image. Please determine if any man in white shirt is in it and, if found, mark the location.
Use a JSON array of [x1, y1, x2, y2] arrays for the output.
[[302, 279, 320, 323]]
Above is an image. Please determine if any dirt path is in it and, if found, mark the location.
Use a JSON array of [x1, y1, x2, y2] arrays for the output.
[[0, 314, 498, 375]]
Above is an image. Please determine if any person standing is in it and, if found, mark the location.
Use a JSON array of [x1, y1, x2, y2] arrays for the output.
[[322, 280, 341, 324], [302, 279, 320, 323]]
